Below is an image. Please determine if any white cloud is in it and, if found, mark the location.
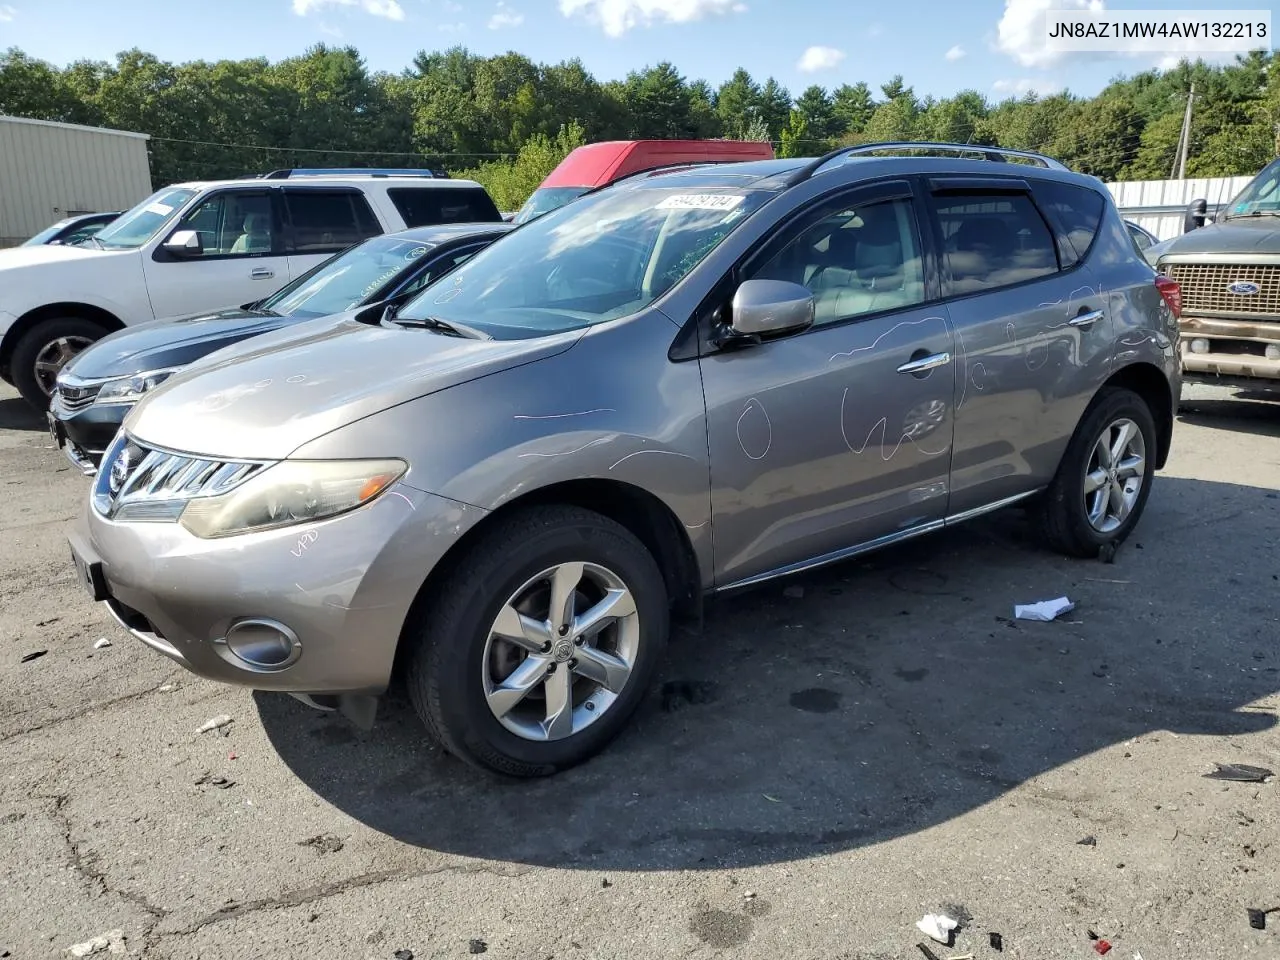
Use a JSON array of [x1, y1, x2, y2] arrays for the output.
[[558, 0, 743, 37], [796, 45, 846, 74], [488, 3, 523, 28], [0, 5, 15, 21], [945, 44, 966, 62], [992, 77, 1064, 96], [443, 0, 462, 8], [438, 20, 467, 32], [996, 0, 1102, 68], [292, 0, 405, 21], [319, 20, 344, 35]]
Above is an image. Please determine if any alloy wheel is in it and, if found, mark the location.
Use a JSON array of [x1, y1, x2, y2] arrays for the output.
[[482, 561, 640, 742], [1083, 417, 1146, 534], [33, 335, 93, 397]]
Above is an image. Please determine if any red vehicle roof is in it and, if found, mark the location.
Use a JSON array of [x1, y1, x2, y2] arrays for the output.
[[538, 139, 777, 189]]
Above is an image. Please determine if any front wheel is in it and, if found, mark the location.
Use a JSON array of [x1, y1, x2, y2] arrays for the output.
[[1036, 386, 1157, 558], [404, 505, 669, 777], [11, 317, 105, 411]]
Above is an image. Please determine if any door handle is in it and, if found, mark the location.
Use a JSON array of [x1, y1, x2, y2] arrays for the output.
[[250, 268, 275, 280], [1068, 309, 1104, 328], [896, 352, 951, 375]]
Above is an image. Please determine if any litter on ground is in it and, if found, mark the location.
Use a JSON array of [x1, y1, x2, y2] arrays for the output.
[[1014, 597, 1075, 621], [197, 715, 233, 734], [1204, 763, 1273, 783], [915, 913, 959, 944], [93, 638, 111, 649], [65, 929, 126, 956]]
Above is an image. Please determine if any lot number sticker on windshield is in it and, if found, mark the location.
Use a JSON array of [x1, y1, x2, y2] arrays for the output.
[[145, 202, 174, 216], [656, 194, 745, 211]]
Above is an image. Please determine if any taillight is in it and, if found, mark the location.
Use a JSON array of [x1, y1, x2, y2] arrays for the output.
[[1155, 275, 1181, 318]]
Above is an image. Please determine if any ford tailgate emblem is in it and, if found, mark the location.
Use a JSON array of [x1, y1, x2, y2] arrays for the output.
[[1227, 281, 1260, 296]]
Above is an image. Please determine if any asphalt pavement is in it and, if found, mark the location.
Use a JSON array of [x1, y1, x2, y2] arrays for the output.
[[1, 381, 1278, 960]]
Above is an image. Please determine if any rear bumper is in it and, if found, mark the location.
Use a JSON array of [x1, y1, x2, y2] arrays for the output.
[[1179, 314, 1280, 383]]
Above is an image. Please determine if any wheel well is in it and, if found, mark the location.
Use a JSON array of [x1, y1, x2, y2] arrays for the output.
[[0, 302, 123, 376], [390, 479, 704, 687], [1104, 362, 1174, 469]]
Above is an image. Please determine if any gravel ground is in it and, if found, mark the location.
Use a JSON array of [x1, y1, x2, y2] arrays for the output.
[[1, 380, 1278, 960]]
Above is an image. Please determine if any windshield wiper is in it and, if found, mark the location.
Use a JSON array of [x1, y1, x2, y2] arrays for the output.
[[390, 315, 492, 340], [1224, 210, 1280, 219]]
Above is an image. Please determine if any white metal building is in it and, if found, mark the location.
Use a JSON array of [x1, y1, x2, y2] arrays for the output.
[[0, 115, 152, 246], [1106, 175, 1255, 241]]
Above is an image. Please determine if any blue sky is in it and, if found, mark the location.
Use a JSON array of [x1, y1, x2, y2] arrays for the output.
[[0, 0, 1261, 101]]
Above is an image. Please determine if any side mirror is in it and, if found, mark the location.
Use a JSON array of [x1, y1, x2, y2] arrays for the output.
[[730, 279, 815, 338], [1183, 199, 1208, 234], [163, 230, 203, 257]]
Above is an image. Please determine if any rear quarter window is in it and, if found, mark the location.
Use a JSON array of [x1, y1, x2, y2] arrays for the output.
[[388, 187, 502, 227], [1032, 180, 1107, 267]]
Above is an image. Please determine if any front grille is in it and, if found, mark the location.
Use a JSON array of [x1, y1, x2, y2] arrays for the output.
[[93, 434, 270, 521], [1166, 263, 1280, 319], [53, 382, 101, 412]]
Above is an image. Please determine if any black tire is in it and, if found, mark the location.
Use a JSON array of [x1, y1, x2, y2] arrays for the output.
[[11, 317, 107, 411], [404, 505, 669, 777], [1035, 386, 1157, 558]]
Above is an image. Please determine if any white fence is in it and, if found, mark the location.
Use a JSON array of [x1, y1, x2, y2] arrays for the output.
[[1105, 176, 1253, 241]]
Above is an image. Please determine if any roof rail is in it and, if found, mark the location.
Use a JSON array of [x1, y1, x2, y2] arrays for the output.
[[785, 141, 1068, 185], [247, 167, 444, 180]]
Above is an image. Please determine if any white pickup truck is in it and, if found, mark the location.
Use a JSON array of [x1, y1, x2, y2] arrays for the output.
[[0, 169, 502, 409]]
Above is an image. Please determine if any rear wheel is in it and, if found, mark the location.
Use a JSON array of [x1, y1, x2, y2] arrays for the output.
[[404, 505, 669, 777], [11, 317, 105, 411], [1036, 386, 1157, 558]]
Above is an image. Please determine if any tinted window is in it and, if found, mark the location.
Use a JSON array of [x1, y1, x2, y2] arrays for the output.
[[1034, 180, 1106, 265], [173, 191, 275, 257], [284, 190, 382, 253], [1125, 222, 1153, 251], [933, 193, 1059, 295], [388, 187, 501, 227], [751, 196, 926, 326], [514, 187, 590, 224], [397, 244, 486, 297]]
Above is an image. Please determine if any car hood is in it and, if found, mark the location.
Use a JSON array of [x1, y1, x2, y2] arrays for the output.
[[125, 309, 584, 460], [1157, 217, 1280, 259], [0, 242, 111, 269], [64, 308, 294, 380]]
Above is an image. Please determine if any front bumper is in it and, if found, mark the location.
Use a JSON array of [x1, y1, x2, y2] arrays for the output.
[[1179, 315, 1280, 387], [70, 482, 486, 696], [48, 394, 129, 472]]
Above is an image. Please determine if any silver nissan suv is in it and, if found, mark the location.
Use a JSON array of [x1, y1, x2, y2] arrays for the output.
[[70, 143, 1181, 777]]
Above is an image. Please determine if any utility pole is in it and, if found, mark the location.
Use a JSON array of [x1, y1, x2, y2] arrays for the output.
[[1175, 82, 1195, 179]]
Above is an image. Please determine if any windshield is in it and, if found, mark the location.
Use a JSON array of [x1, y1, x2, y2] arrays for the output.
[[95, 187, 198, 249], [23, 219, 76, 246], [260, 235, 435, 319], [514, 187, 591, 224], [399, 185, 771, 339], [1223, 159, 1280, 218]]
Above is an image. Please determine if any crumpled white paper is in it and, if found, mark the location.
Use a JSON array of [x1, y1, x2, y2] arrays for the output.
[[916, 913, 959, 943], [1014, 597, 1075, 622]]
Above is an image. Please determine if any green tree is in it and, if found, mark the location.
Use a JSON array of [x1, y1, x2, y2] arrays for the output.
[[757, 77, 792, 139], [461, 120, 587, 210], [778, 109, 811, 158], [716, 68, 761, 138], [795, 85, 838, 141], [831, 82, 875, 137]]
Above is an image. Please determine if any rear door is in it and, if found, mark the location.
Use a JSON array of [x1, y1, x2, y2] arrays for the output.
[[143, 188, 289, 320], [923, 176, 1114, 516], [282, 187, 385, 280]]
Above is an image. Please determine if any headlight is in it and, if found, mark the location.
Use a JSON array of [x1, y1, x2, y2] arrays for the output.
[[179, 459, 407, 539], [94, 368, 180, 405]]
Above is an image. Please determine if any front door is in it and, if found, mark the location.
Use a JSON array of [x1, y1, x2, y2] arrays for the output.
[[700, 180, 956, 588], [924, 180, 1115, 515]]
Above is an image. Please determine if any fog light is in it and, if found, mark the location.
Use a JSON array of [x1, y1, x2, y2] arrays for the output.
[[1266, 344, 1280, 361], [1188, 338, 1210, 354], [223, 618, 301, 670]]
